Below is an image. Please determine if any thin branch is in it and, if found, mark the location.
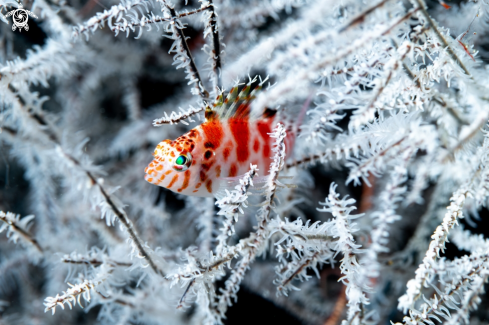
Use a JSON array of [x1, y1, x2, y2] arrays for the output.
[[0, 211, 43, 253], [413, 0, 472, 78], [9, 88, 162, 276], [278, 252, 320, 289], [253, 7, 419, 113], [95, 291, 137, 307], [73, 0, 151, 37], [288, 133, 409, 173], [398, 189, 468, 311], [338, 0, 392, 33], [62, 256, 132, 267], [353, 136, 407, 173], [276, 224, 335, 242], [170, 244, 244, 280], [432, 96, 469, 125], [286, 154, 322, 169], [60, 150, 162, 275], [394, 37, 470, 126], [285, 144, 363, 169], [0, 126, 18, 136], [442, 112, 488, 163], [401, 254, 489, 324], [178, 5, 212, 19], [352, 43, 412, 126], [449, 268, 489, 323], [176, 278, 196, 309], [208, 0, 222, 90], [216, 165, 257, 253], [110, 6, 213, 35], [319, 8, 419, 71], [152, 105, 204, 126], [44, 278, 106, 314], [164, 2, 209, 99]]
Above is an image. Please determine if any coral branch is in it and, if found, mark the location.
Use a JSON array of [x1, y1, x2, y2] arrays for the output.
[[338, 0, 392, 33], [152, 105, 205, 126], [61, 255, 132, 267], [215, 164, 257, 254], [413, 0, 472, 78], [252, 7, 419, 113], [398, 189, 468, 312], [203, 0, 222, 90], [318, 184, 366, 323], [162, 1, 209, 99], [6, 88, 162, 276], [215, 123, 287, 320], [0, 211, 43, 252], [44, 280, 100, 314]]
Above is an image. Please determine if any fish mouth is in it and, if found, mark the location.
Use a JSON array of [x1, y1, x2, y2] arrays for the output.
[[144, 173, 154, 184], [144, 170, 157, 184], [144, 160, 162, 184], [144, 159, 176, 186]]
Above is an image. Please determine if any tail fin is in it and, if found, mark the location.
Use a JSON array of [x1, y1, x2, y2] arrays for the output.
[[284, 92, 315, 159], [296, 92, 315, 135]]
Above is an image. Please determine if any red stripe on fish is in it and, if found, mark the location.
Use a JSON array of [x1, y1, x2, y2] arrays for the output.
[[223, 141, 232, 162], [257, 120, 272, 158], [230, 118, 250, 163], [229, 163, 238, 177], [253, 138, 260, 153], [206, 180, 213, 193], [201, 120, 224, 150], [177, 170, 191, 192], [167, 174, 179, 189]]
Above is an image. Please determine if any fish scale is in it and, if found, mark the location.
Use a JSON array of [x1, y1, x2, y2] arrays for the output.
[[145, 80, 297, 197]]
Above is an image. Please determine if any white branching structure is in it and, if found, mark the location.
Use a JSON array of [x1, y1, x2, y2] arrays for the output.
[[214, 124, 287, 320], [318, 185, 366, 324], [0, 211, 42, 252], [152, 105, 204, 126], [398, 189, 468, 312], [215, 164, 258, 254], [165, 124, 288, 324], [44, 280, 98, 315], [4, 0, 489, 324]]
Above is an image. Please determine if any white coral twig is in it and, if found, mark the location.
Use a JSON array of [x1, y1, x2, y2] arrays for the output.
[[398, 189, 468, 312], [0, 211, 42, 252], [215, 164, 258, 254], [44, 280, 97, 314]]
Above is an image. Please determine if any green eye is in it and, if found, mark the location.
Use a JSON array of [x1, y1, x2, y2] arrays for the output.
[[175, 155, 187, 166], [173, 153, 192, 172]]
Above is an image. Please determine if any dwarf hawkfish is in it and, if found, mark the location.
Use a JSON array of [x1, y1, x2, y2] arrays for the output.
[[144, 78, 298, 197]]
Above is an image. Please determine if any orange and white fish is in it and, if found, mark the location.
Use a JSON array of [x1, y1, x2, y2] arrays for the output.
[[144, 79, 298, 197]]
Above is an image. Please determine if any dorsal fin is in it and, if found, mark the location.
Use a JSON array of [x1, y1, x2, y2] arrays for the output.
[[205, 104, 219, 121], [207, 76, 270, 122]]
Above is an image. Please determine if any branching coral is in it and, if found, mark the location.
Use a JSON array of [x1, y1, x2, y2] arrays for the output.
[[2, 0, 489, 324]]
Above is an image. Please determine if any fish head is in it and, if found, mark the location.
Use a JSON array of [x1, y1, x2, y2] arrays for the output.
[[145, 129, 209, 196]]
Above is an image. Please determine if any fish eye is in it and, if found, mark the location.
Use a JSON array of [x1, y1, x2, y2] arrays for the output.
[[176, 156, 187, 165], [173, 152, 192, 172]]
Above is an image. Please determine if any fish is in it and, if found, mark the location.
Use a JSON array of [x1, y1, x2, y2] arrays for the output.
[[144, 78, 297, 197]]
